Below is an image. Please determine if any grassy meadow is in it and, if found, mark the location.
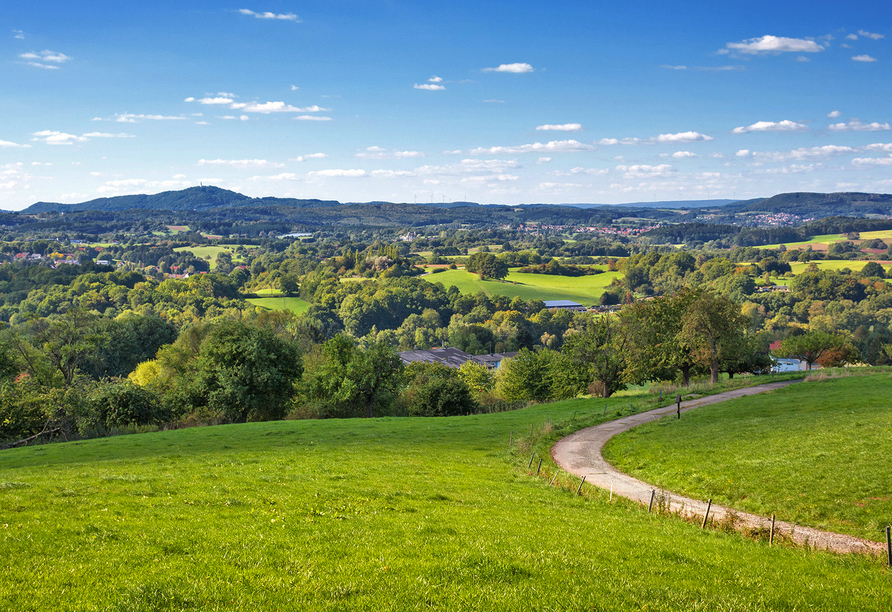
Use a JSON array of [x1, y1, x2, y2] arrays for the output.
[[173, 245, 244, 270], [246, 296, 312, 315], [604, 373, 892, 542], [1, 378, 890, 611], [424, 268, 622, 304]]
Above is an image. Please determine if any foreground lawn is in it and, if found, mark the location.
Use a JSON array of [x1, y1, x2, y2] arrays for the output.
[[604, 373, 892, 542], [425, 268, 622, 304], [0, 384, 888, 611]]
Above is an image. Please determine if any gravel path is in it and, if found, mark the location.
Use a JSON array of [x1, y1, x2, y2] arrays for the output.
[[551, 380, 886, 556]]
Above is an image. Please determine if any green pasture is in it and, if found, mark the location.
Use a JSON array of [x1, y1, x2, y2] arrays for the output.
[[173, 245, 244, 270], [424, 268, 622, 304], [787, 261, 890, 274], [0, 381, 887, 610], [760, 234, 845, 250], [247, 296, 311, 315], [604, 373, 892, 542]]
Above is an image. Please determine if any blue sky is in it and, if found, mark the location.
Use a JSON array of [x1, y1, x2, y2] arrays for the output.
[[2, 1, 891, 210]]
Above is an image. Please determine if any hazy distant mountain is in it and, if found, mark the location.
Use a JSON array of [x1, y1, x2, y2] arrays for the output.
[[17, 187, 892, 219]]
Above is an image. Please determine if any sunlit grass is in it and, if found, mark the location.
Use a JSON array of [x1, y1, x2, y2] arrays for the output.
[[424, 268, 622, 304], [0, 376, 887, 610], [604, 372, 892, 542]]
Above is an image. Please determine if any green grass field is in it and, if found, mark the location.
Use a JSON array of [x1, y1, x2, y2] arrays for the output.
[[424, 268, 622, 304], [246, 296, 312, 315], [0, 381, 888, 610], [173, 246, 244, 270], [787, 260, 891, 274], [604, 373, 892, 542]]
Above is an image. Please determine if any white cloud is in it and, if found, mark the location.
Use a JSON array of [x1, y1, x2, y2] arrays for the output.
[[828, 119, 890, 131], [554, 167, 609, 176], [539, 182, 583, 190], [112, 113, 186, 123], [414, 83, 445, 90], [309, 169, 367, 177], [460, 173, 519, 184], [655, 131, 713, 143], [249, 173, 299, 181], [847, 34, 859, 41], [736, 149, 751, 157], [197, 97, 235, 105], [852, 54, 877, 62], [198, 159, 285, 169], [290, 85, 299, 91], [536, 123, 582, 132], [483, 99, 505, 103], [295, 115, 332, 121], [81, 132, 134, 138], [483, 63, 534, 73], [428, 76, 443, 83], [238, 9, 301, 21], [230, 101, 330, 113], [671, 151, 697, 158], [0, 140, 30, 148], [20, 50, 71, 68], [864, 143, 892, 152], [828, 110, 842, 118], [731, 120, 808, 134], [12, 30, 24, 39], [371, 170, 414, 178], [96, 177, 191, 194], [184, 97, 195, 102], [751, 145, 856, 161], [31, 130, 88, 145], [725, 35, 824, 54], [616, 163, 674, 178], [852, 156, 892, 166], [661, 65, 688, 70], [537, 157, 552, 163], [859, 30, 885, 40], [290, 153, 328, 161], [395, 150, 424, 158], [469, 140, 593, 155]]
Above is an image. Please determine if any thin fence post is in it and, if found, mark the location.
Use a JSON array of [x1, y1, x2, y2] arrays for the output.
[[770, 514, 776, 546], [648, 489, 655, 513], [676, 394, 681, 419], [549, 471, 559, 486], [528, 453, 535, 469], [576, 475, 586, 495], [536, 458, 542, 476], [886, 525, 891, 568], [701, 499, 712, 529]]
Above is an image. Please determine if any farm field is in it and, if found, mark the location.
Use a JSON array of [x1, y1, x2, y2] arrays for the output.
[[424, 268, 622, 304], [173, 245, 244, 270], [604, 373, 892, 542], [0, 380, 887, 610], [246, 296, 311, 315], [786, 260, 892, 274], [761, 230, 892, 251]]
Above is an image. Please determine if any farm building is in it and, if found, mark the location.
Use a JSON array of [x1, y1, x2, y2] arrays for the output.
[[399, 348, 518, 370], [543, 300, 586, 311]]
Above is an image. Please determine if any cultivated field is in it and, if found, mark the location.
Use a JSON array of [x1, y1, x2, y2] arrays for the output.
[[604, 373, 892, 542], [0, 380, 888, 610], [425, 268, 622, 304]]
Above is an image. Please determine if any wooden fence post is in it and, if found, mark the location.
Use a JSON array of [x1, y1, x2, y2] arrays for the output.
[[770, 514, 776, 546], [648, 489, 655, 513], [576, 475, 586, 495], [701, 499, 712, 528]]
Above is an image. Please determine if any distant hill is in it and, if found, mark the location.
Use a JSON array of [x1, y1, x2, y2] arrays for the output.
[[22, 186, 342, 214], [724, 192, 892, 217], [17, 187, 892, 221], [563, 199, 740, 209]]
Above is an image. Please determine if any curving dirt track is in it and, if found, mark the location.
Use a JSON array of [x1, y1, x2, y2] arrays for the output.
[[552, 380, 886, 556]]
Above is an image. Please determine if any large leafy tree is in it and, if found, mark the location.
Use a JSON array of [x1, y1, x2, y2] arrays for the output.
[[560, 315, 629, 398], [620, 290, 702, 386], [780, 331, 851, 370], [465, 252, 509, 281], [189, 320, 303, 422], [680, 291, 748, 384], [300, 335, 402, 418]]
